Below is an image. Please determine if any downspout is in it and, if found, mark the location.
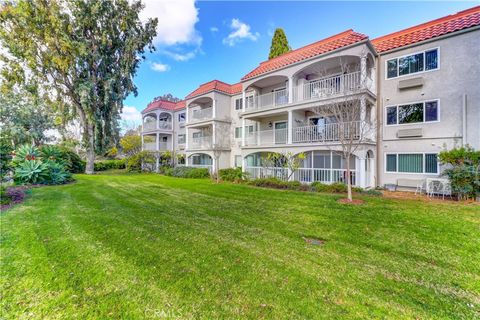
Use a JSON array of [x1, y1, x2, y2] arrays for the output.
[[375, 56, 381, 188], [462, 94, 467, 146]]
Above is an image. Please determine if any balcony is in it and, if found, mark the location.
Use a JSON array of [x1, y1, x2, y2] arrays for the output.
[[143, 121, 172, 131], [190, 107, 213, 122], [143, 142, 170, 151], [244, 72, 369, 112], [191, 136, 212, 149], [244, 121, 361, 147]]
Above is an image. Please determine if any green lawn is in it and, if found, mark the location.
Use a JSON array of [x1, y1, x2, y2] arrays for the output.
[[1, 173, 479, 319]]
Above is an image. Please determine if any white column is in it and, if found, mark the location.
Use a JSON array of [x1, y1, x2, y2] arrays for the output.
[[171, 134, 174, 150], [212, 123, 216, 146], [241, 118, 246, 147], [360, 54, 367, 87], [185, 105, 189, 124], [155, 156, 159, 172], [288, 76, 293, 103], [287, 110, 293, 144], [360, 97, 367, 140], [256, 122, 260, 145], [141, 134, 144, 151], [185, 127, 189, 150], [156, 132, 160, 151], [357, 156, 366, 188], [212, 98, 216, 119], [156, 111, 160, 130]]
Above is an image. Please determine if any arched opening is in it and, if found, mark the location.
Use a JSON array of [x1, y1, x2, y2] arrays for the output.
[[244, 152, 288, 180], [143, 113, 157, 131], [246, 75, 289, 110], [188, 153, 213, 170], [158, 112, 173, 130], [294, 150, 357, 185], [188, 97, 214, 121]]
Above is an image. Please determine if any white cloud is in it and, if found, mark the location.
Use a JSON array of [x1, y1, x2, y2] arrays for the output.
[[139, 0, 201, 46], [120, 106, 142, 123], [223, 19, 259, 47], [210, 27, 219, 33], [162, 50, 197, 62], [151, 62, 170, 72]]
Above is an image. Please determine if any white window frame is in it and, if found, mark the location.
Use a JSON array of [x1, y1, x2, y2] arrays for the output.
[[235, 98, 243, 111], [178, 112, 186, 122], [385, 99, 440, 126], [384, 152, 439, 175], [177, 134, 186, 144], [385, 47, 440, 80]]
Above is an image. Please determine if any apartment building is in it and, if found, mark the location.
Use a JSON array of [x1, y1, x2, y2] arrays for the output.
[[141, 6, 480, 189]]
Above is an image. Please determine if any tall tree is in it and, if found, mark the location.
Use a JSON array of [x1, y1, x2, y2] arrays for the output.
[[268, 28, 291, 59], [153, 93, 181, 102], [0, 0, 157, 173]]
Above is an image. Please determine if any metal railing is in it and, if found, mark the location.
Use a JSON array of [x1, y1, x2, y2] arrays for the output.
[[143, 142, 169, 151], [296, 71, 362, 103], [244, 166, 289, 181], [190, 136, 212, 149], [191, 107, 213, 121], [293, 168, 357, 185], [158, 121, 172, 130], [245, 128, 288, 146], [142, 121, 172, 131], [293, 121, 360, 143], [247, 89, 288, 111], [143, 122, 156, 131]]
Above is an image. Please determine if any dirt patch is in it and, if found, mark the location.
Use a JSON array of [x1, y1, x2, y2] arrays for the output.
[[303, 237, 326, 246], [1, 186, 27, 211], [337, 198, 364, 205]]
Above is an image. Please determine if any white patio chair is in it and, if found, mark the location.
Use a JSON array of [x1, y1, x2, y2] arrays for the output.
[[427, 180, 442, 198], [415, 180, 426, 195], [441, 182, 452, 200]]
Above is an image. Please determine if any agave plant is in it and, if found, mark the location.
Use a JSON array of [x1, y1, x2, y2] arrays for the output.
[[46, 161, 71, 185], [40, 145, 62, 162], [12, 144, 40, 164], [14, 160, 49, 184]]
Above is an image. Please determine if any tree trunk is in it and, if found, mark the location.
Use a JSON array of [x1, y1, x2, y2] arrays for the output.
[[85, 123, 95, 174], [346, 154, 353, 202]]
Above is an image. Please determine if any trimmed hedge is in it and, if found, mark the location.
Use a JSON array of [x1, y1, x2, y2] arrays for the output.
[[165, 166, 210, 179], [247, 177, 310, 191], [218, 167, 245, 182], [94, 159, 126, 171]]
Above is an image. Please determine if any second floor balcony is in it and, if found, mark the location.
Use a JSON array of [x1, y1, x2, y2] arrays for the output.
[[191, 136, 212, 149], [142, 111, 173, 132], [191, 107, 213, 121]]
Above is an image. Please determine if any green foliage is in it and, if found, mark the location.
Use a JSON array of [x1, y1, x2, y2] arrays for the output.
[[218, 167, 247, 182], [126, 151, 155, 172], [14, 160, 49, 184], [40, 145, 62, 162], [94, 159, 126, 171], [12, 144, 40, 164], [248, 178, 308, 191], [442, 165, 479, 200], [160, 151, 173, 167], [0, 185, 11, 205], [45, 161, 72, 185], [360, 189, 383, 197], [0, 0, 158, 172], [165, 166, 210, 179], [105, 146, 118, 159], [58, 149, 85, 173], [439, 146, 480, 166], [0, 143, 13, 181], [120, 135, 143, 157], [268, 28, 291, 59]]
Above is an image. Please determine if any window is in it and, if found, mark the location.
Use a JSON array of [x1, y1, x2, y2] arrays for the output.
[[386, 48, 438, 78], [178, 134, 185, 144], [386, 100, 439, 125], [235, 98, 243, 110], [192, 132, 202, 139], [385, 153, 438, 174], [178, 112, 185, 122], [234, 155, 242, 167], [235, 126, 254, 139]]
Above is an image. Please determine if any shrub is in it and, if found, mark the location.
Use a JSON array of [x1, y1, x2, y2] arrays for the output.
[[442, 165, 479, 200], [12, 144, 40, 164], [94, 159, 126, 171], [161, 167, 174, 176], [127, 151, 155, 172], [219, 167, 246, 182], [169, 166, 210, 179], [0, 143, 13, 181], [361, 189, 383, 196], [311, 182, 348, 193], [40, 145, 62, 162], [59, 150, 85, 173], [14, 160, 49, 184], [0, 185, 10, 205], [248, 178, 310, 191], [45, 161, 72, 185], [439, 146, 480, 166]]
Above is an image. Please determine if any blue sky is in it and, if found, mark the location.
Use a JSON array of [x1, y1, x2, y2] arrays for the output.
[[121, 1, 477, 122]]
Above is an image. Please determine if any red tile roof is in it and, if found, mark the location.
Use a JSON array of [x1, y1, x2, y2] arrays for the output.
[[185, 80, 242, 99], [372, 6, 480, 53], [241, 30, 368, 81], [142, 99, 186, 114]]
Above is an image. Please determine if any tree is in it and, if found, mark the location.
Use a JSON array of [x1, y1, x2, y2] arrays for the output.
[[0, 89, 57, 147], [0, 0, 158, 174], [153, 93, 181, 103], [119, 135, 143, 158], [311, 58, 376, 202], [268, 28, 291, 59], [261, 152, 305, 180]]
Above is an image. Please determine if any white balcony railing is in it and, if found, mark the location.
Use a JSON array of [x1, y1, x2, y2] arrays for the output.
[[245, 128, 288, 146], [293, 121, 360, 143], [247, 89, 288, 111], [191, 136, 212, 149], [296, 71, 362, 103], [142, 121, 172, 131], [244, 166, 357, 185], [191, 107, 213, 121], [294, 168, 357, 185], [143, 142, 170, 151]]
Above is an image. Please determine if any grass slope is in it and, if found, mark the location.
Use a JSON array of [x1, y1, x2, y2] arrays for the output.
[[1, 173, 479, 319]]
